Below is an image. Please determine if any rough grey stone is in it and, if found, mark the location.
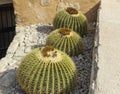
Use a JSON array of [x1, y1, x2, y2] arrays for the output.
[[24, 47, 32, 53], [0, 71, 16, 87], [14, 47, 25, 57], [14, 32, 25, 42], [0, 58, 13, 74], [7, 40, 20, 54]]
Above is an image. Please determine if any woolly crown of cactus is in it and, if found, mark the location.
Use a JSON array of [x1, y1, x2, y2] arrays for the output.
[[53, 7, 88, 37], [17, 46, 78, 94], [46, 28, 83, 56]]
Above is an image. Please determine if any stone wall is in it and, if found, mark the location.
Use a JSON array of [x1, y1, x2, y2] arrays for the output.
[[13, 0, 100, 26]]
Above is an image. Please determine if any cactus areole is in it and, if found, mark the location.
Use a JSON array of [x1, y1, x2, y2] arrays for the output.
[[59, 28, 71, 35], [53, 7, 88, 37], [17, 46, 78, 94], [66, 7, 79, 16], [40, 46, 62, 63]]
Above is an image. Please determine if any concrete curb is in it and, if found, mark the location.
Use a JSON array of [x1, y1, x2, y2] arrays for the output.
[[88, 3, 100, 94]]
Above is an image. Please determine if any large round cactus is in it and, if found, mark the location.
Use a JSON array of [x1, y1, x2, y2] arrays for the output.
[[53, 7, 88, 37], [46, 28, 83, 56], [17, 46, 78, 94]]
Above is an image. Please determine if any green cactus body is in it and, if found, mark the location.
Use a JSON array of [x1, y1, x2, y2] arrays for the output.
[[53, 7, 88, 37], [17, 46, 78, 94], [46, 28, 83, 56]]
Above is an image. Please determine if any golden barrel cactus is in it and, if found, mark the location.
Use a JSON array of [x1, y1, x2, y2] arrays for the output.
[[17, 46, 78, 94], [53, 7, 88, 37], [46, 28, 83, 56]]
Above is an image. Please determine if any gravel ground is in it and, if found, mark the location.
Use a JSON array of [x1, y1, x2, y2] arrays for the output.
[[0, 24, 95, 94]]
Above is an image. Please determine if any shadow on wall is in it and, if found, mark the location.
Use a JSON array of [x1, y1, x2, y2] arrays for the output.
[[85, 1, 101, 23], [0, 69, 25, 94]]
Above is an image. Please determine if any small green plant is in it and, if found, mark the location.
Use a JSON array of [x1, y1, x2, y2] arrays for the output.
[[53, 7, 88, 37], [46, 28, 83, 56], [17, 46, 78, 94]]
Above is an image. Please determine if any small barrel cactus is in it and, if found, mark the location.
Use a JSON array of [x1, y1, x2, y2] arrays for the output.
[[53, 7, 88, 37], [17, 46, 78, 94], [46, 28, 83, 56]]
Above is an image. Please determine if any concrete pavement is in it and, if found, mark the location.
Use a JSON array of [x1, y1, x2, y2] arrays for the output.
[[95, 0, 120, 94]]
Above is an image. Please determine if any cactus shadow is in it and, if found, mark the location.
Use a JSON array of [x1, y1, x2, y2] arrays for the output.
[[0, 69, 25, 94], [36, 25, 54, 34], [31, 44, 45, 49], [34, 25, 54, 49]]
